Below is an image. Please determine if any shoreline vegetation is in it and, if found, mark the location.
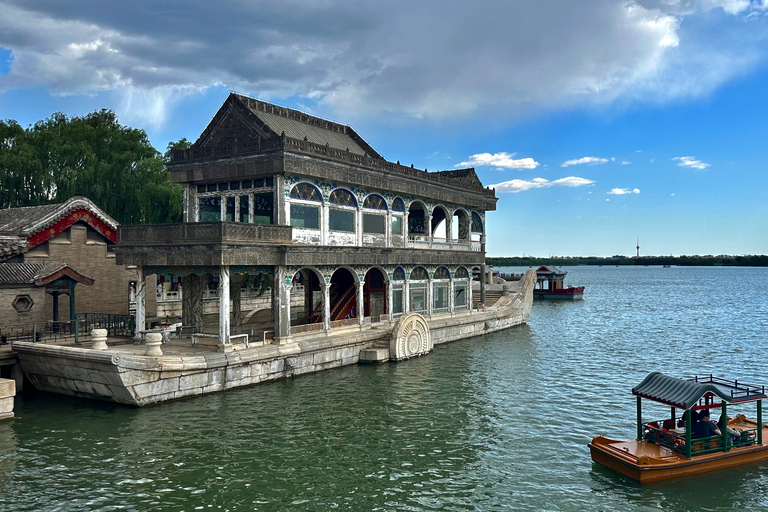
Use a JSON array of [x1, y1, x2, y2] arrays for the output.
[[487, 255, 768, 267]]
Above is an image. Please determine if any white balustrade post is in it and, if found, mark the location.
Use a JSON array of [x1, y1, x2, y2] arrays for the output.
[[91, 328, 108, 350]]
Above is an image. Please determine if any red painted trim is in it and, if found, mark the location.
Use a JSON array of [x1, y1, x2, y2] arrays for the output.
[[26, 208, 117, 250]]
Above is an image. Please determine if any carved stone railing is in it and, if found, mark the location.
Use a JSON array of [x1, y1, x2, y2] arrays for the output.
[[405, 236, 479, 252], [171, 135, 496, 198], [118, 222, 293, 246]]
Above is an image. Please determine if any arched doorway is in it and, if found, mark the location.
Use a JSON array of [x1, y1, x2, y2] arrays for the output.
[[452, 209, 470, 241], [330, 268, 357, 321], [363, 268, 387, 321], [290, 268, 323, 327], [431, 206, 449, 240], [408, 202, 427, 238]]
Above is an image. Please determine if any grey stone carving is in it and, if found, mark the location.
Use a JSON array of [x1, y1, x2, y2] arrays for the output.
[[389, 313, 432, 361]]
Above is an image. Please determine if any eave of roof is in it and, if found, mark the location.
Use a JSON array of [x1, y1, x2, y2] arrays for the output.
[[632, 372, 767, 410], [0, 262, 94, 286]]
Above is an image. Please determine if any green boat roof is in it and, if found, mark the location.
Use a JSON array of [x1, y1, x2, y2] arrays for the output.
[[632, 372, 767, 410]]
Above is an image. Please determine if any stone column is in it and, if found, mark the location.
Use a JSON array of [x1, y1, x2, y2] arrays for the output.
[[91, 328, 108, 350], [467, 278, 473, 311], [385, 210, 392, 247], [145, 332, 163, 356], [232, 273, 243, 327], [183, 184, 198, 223], [449, 279, 455, 314], [69, 280, 76, 321], [356, 279, 365, 325], [386, 279, 393, 322], [134, 266, 145, 340], [480, 235, 487, 306], [426, 212, 432, 244], [404, 211, 410, 247], [273, 266, 292, 342], [446, 214, 453, 242], [427, 277, 433, 316], [404, 279, 410, 313], [321, 203, 329, 245], [218, 265, 231, 348], [322, 283, 331, 331], [357, 207, 363, 246]]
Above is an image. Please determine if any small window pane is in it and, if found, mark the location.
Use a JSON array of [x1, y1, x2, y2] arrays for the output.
[[226, 197, 236, 222], [199, 197, 221, 222], [433, 284, 448, 310], [393, 198, 405, 212], [392, 287, 403, 314], [363, 195, 386, 210], [434, 267, 450, 279], [472, 212, 483, 233], [219, 182, 229, 192], [363, 214, 385, 234], [290, 204, 319, 229], [410, 267, 428, 280], [207, 184, 217, 193], [290, 183, 322, 201], [242, 180, 252, 189], [197, 185, 206, 193], [409, 286, 426, 313], [455, 283, 467, 307], [253, 193, 273, 224], [265, 177, 273, 187], [391, 216, 402, 235], [230, 181, 241, 191], [329, 189, 357, 207], [239, 196, 249, 222], [455, 267, 469, 279], [329, 209, 355, 232], [254, 178, 264, 188], [393, 267, 405, 281]]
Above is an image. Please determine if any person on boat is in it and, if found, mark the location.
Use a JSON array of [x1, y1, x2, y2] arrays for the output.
[[692, 409, 721, 438], [718, 413, 741, 443]]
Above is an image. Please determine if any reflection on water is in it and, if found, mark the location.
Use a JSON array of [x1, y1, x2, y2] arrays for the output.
[[0, 267, 766, 511]]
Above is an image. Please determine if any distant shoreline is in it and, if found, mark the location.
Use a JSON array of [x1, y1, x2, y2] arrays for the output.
[[486, 255, 768, 267]]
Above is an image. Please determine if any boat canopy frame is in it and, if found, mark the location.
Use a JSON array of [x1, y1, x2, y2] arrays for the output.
[[632, 372, 766, 459]]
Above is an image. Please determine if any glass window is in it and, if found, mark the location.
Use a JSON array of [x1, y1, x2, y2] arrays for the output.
[[409, 285, 426, 313], [253, 178, 264, 188], [455, 267, 469, 279], [253, 193, 273, 224], [239, 196, 249, 222], [410, 267, 428, 280], [197, 185, 206, 194], [363, 194, 386, 210], [434, 267, 450, 280], [455, 283, 467, 307], [230, 181, 241, 191], [329, 189, 357, 207], [265, 177, 274, 187], [199, 197, 221, 222], [433, 284, 448, 310], [226, 197, 236, 222], [241, 180, 252, 189], [472, 212, 483, 233], [329, 209, 355, 232], [219, 182, 229, 192], [290, 204, 319, 229], [392, 198, 405, 212], [391, 216, 402, 235], [393, 267, 405, 281], [290, 183, 322, 201], [392, 287, 403, 315], [363, 214, 385, 234], [207, 184, 217, 193]]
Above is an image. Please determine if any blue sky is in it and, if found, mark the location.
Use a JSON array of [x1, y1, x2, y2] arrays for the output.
[[1, 1, 767, 257]]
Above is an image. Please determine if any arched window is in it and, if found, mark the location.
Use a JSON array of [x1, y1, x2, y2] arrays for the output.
[[329, 189, 357, 207], [410, 267, 428, 280], [393, 267, 405, 280], [433, 267, 450, 279], [329, 189, 356, 232], [455, 267, 469, 279], [392, 198, 405, 212], [363, 194, 386, 210], [471, 212, 483, 233], [290, 183, 321, 229], [290, 183, 322, 202]]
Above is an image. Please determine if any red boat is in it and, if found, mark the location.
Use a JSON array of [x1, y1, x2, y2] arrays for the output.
[[533, 266, 584, 300]]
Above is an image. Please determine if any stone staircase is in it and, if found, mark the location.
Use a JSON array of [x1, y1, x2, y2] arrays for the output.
[[472, 290, 504, 308]]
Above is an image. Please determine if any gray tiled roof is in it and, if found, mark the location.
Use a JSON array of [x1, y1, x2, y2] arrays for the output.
[[632, 372, 765, 410], [234, 94, 375, 157], [0, 262, 94, 286], [0, 197, 117, 237], [0, 203, 61, 234]]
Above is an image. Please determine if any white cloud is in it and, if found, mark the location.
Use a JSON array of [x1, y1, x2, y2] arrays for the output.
[[673, 156, 711, 169], [456, 152, 539, 170], [491, 176, 595, 193], [0, 0, 767, 126], [608, 187, 641, 195], [562, 156, 610, 167], [621, 160, 631, 165]]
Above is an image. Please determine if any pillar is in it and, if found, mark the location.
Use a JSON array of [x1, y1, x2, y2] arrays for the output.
[[69, 280, 76, 321], [52, 291, 59, 322], [273, 266, 292, 341], [357, 207, 363, 246], [134, 266, 145, 340], [322, 283, 331, 331], [404, 279, 410, 313], [232, 273, 243, 327], [321, 203, 329, 245], [427, 278, 433, 316], [218, 265, 230, 347], [404, 211, 410, 247], [426, 212, 432, 243], [357, 279, 365, 326], [467, 278, 473, 311], [385, 210, 392, 247], [386, 279, 393, 322], [449, 279, 455, 314]]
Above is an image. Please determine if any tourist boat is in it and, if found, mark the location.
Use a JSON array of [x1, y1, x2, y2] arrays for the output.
[[533, 266, 584, 300], [589, 372, 768, 483]]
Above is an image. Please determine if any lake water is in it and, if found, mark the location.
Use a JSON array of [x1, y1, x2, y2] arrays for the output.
[[1, 266, 768, 511]]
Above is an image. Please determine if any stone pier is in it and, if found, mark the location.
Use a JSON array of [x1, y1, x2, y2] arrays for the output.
[[0, 378, 15, 421]]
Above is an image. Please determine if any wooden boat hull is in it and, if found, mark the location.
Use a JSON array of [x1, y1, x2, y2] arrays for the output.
[[533, 286, 584, 300], [589, 433, 768, 483]]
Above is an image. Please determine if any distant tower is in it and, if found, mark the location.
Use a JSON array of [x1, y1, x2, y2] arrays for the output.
[[636, 237, 640, 258]]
